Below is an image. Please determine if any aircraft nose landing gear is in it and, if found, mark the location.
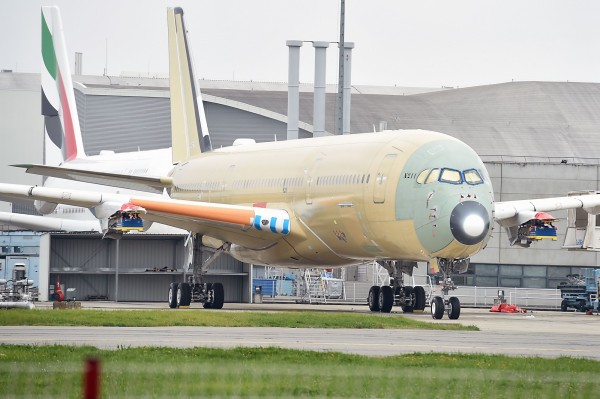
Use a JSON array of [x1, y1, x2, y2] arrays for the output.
[[430, 258, 466, 320]]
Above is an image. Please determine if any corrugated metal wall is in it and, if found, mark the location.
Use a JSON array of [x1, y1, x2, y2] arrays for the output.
[[48, 234, 246, 302], [50, 236, 111, 271], [204, 102, 311, 148], [75, 94, 171, 155], [74, 91, 310, 155], [50, 273, 245, 302], [50, 235, 184, 272]]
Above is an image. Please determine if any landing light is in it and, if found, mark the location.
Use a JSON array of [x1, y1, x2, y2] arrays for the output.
[[463, 214, 486, 237]]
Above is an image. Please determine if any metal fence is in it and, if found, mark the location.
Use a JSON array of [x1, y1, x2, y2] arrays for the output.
[[263, 281, 565, 310]]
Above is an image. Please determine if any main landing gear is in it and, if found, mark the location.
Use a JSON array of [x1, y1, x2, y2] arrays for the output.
[[429, 258, 467, 320], [367, 260, 427, 314], [168, 234, 228, 309]]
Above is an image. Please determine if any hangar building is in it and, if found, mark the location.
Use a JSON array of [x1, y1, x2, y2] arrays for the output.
[[1, 71, 600, 301]]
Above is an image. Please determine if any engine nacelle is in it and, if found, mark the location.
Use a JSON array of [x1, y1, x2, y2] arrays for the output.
[[34, 200, 57, 215]]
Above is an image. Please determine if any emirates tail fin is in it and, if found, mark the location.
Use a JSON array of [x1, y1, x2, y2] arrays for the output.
[[41, 6, 85, 166]]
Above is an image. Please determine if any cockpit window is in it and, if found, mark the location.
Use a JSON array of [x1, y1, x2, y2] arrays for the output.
[[463, 169, 484, 185], [417, 167, 485, 185], [416, 169, 430, 184], [439, 168, 463, 184], [425, 168, 440, 184]]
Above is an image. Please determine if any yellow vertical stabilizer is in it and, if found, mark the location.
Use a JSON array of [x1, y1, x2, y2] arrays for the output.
[[168, 7, 211, 164]]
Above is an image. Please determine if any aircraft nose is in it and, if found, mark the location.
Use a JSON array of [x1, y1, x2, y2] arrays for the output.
[[449, 201, 490, 245]]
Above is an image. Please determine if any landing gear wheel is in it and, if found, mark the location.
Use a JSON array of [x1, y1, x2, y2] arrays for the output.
[[168, 282, 179, 309], [368, 286, 381, 311], [378, 286, 394, 313], [177, 282, 192, 307], [431, 296, 445, 320], [211, 282, 225, 309], [203, 283, 213, 309], [448, 296, 461, 320], [402, 286, 414, 313], [413, 286, 426, 311]]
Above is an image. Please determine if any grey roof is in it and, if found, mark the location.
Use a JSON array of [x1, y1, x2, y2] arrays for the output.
[[3, 72, 600, 162], [203, 81, 600, 162]]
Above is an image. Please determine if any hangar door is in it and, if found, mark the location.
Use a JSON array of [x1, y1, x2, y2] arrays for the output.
[[45, 233, 246, 302]]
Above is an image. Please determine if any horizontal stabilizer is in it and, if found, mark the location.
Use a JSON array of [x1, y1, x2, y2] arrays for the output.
[[0, 183, 129, 208], [13, 164, 173, 194], [0, 212, 100, 232]]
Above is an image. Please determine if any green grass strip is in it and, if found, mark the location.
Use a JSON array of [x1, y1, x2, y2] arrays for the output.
[[0, 345, 598, 398], [0, 309, 477, 330]]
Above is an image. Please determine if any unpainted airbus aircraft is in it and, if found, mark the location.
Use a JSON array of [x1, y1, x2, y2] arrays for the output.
[[0, 6, 181, 236], [3, 7, 600, 319]]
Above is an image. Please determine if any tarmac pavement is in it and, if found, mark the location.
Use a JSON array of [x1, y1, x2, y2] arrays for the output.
[[4, 301, 599, 358]]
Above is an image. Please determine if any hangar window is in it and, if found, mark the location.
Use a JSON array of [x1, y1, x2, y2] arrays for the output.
[[439, 168, 463, 184], [463, 169, 484, 185]]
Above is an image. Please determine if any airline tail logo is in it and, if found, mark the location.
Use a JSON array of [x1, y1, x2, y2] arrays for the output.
[[41, 6, 85, 165]]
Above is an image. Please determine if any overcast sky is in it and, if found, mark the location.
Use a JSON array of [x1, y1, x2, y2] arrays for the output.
[[2, 0, 600, 88]]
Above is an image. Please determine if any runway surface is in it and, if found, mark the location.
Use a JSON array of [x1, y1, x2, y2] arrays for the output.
[[2, 302, 599, 359]]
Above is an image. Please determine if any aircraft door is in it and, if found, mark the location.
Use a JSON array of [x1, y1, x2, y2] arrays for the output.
[[373, 154, 398, 204]]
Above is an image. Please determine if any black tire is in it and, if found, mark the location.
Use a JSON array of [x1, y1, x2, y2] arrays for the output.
[[368, 286, 381, 311], [168, 283, 178, 309], [578, 299, 587, 311], [431, 296, 445, 320], [177, 283, 192, 307], [414, 286, 426, 311], [379, 286, 394, 313], [448, 296, 461, 320], [560, 299, 568, 312], [211, 282, 225, 309], [402, 286, 415, 313], [203, 283, 213, 309]]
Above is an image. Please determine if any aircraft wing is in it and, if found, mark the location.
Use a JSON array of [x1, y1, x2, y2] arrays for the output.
[[494, 194, 600, 227], [126, 197, 290, 236], [0, 212, 100, 232], [0, 183, 290, 241], [13, 164, 173, 194]]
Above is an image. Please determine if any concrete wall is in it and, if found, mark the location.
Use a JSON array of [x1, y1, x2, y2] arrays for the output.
[[0, 73, 42, 212]]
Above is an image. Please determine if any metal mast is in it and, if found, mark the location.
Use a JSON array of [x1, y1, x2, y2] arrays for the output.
[[335, 0, 345, 135]]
